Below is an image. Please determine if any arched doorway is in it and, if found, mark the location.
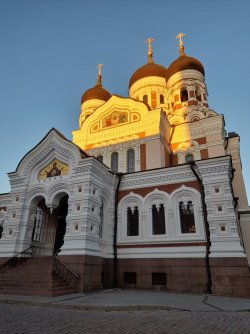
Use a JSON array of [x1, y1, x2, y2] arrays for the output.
[[53, 195, 68, 255], [29, 194, 68, 256]]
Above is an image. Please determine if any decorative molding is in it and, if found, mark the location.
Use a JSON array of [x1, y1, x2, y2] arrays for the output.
[[23, 140, 76, 177]]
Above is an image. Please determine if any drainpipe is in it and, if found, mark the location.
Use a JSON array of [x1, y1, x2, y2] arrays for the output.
[[188, 161, 212, 294], [113, 173, 123, 288]]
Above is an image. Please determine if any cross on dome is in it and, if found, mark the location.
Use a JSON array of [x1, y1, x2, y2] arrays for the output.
[[97, 64, 103, 76], [176, 33, 186, 56], [145, 37, 154, 63]]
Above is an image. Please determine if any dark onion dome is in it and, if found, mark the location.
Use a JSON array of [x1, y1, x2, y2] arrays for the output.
[[165, 46, 205, 82], [81, 74, 111, 104], [129, 52, 167, 89]]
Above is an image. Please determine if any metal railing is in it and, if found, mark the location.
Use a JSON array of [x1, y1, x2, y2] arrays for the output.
[[0, 245, 37, 273], [53, 256, 80, 291]]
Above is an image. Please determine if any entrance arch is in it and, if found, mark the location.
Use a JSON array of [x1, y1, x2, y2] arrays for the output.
[[27, 193, 69, 256]]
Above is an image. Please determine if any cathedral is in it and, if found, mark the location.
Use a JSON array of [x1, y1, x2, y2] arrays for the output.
[[0, 35, 250, 297]]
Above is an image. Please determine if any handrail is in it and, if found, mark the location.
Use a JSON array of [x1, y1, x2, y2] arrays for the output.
[[53, 256, 80, 291], [0, 245, 37, 273]]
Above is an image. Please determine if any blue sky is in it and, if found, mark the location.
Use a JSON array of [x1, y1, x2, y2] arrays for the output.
[[0, 0, 250, 199]]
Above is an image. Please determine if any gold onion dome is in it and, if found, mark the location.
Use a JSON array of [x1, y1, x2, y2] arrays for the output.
[[81, 66, 111, 104], [166, 33, 205, 82], [129, 37, 167, 89]]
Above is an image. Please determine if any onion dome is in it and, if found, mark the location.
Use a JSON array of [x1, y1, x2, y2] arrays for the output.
[[81, 66, 111, 104], [166, 33, 205, 82], [129, 37, 167, 89]]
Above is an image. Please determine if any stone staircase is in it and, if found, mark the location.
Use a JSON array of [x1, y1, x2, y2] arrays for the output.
[[0, 257, 78, 297]]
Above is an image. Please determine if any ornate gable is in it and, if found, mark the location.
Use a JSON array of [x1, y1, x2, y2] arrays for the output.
[[72, 95, 163, 151]]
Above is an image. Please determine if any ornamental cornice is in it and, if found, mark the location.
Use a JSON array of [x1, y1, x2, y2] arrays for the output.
[[0, 199, 11, 206], [9, 178, 25, 186], [90, 165, 114, 186], [172, 124, 223, 143], [73, 165, 92, 175], [198, 164, 229, 176], [86, 117, 160, 145], [120, 170, 194, 190], [226, 145, 239, 154]]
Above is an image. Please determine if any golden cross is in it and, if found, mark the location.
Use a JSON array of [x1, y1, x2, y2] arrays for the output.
[[176, 33, 185, 47], [145, 37, 154, 53], [96, 64, 103, 76]]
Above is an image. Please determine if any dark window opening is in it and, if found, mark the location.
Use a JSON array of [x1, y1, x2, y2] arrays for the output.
[[179, 201, 196, 233], [97, 155, 103, 163], [152, 204, 166, 235], [124, 272, 137, 284], [160, 94, 164, 104], [111, 152, 118, 172], [185, 153, 194, 163], [99, 200, 104, 238], [181, 89, 188, 102], [0, 223, 3, 239], [143, 95, 148, 104], [152, 273, 167, 285], [127, 207, 139, 236], [127, 148, 135, 173]]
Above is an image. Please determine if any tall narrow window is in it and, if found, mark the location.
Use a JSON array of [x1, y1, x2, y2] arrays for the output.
[[127, 207, 139, 236], [97, 155, 103, 163], [99, 201, 104, 238], [127, 149, 135, 173], [152, 204, 166, 235], [179, 201, 196, 233], [32, 201, 46, 242], [160, 94, 164, 104], [181, 89, 188, 102], [185, 153, 194, 163], [111, 152, 118, 172], [143, 95, 148, 104], [0, 223, 3, 239]]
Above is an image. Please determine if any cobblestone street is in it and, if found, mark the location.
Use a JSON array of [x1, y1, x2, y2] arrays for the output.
[[0, 303, 250, 334]]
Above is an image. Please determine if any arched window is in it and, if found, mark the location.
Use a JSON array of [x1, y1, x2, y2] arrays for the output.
[[97, 155, 103, 163], [32, 200, 46, 242], [185, 154, 194, 163], [127, 207, 139, 236], [181, 89, 188, 102], [111, 152, 118, 172], [152, 204, 166, 235], [127, 149, 135, 173], [160, 94, 164, 104], [143, 95, 148, 104], [179, 201, 196, 233]]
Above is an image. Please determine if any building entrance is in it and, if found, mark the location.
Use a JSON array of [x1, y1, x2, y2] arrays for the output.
[[53, 195, 68, 255]]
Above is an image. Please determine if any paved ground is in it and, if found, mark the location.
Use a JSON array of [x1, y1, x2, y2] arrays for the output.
[[0, 290, 250, 333], [0, 303, 250, 334]]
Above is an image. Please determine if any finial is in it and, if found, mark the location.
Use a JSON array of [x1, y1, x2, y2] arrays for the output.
[[96, 64, 103, 86], [176, 32, 186, 56], [145, 37, 154, 63]]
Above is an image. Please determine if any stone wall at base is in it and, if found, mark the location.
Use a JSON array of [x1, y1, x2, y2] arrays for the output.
[[210, 257, 250, 298], [59, 255, 113, 292], [117, 258, 209, 294]]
